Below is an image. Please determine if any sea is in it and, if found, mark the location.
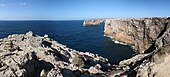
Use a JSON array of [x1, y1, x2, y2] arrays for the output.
[[0, 20, 136, 64]]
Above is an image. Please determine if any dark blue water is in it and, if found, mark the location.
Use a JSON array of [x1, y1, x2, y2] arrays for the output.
[[0, 20, 135, 64]]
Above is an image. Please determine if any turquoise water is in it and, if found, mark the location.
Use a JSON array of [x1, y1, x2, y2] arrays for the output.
[[0, 20, 135, 64]]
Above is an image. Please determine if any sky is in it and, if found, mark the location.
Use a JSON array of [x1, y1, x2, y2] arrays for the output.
[[0, 0, 170, 20]]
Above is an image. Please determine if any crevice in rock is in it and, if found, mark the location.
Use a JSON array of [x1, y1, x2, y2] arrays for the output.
[[144, 43, 156, 54], [144, 23, 168, 54], [121, 54, 153, 76], [157, 23, 168, 38], [42, 41, 52, 48]]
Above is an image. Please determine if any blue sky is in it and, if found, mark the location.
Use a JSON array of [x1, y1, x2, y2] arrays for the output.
[[0, 0, 169, 20]]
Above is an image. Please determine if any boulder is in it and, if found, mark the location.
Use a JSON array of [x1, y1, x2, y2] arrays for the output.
[[25, 31, 33, 37], [70, 53, 85, 68], [88, 66, 103, 74], [47, 68, 63, 77]]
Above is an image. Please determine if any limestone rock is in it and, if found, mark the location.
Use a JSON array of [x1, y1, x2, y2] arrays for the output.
[[44, 34, 49, 38], [88, 66, 103, 74], [40, 69, 46, 77], [3, 41, 20, 51], [104, 18, 170, 53], [15, 69, 27, 77], [26, 31, 33, 37], [83, 19, 103, 26], [47, 68, 63, 77], [0, 31, 111, 77], [70, 53, 85, 68]]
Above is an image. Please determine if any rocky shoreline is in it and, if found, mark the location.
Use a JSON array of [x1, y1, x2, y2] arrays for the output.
[[84, 17, 170, 53], [83, 17, 170, 77], [104, 17, 170, 53], [0, 31, 114, 77], [0, 17, 170, 77]]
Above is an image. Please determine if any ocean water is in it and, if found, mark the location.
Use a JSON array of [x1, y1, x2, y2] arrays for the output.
[[0, 20, 135, 64]]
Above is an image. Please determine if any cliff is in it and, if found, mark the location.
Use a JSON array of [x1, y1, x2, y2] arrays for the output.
[[82, 18, 170, 77], [107, 25, 170, 77], [83, 19, 103, 26], [104, 17, 170, 53]]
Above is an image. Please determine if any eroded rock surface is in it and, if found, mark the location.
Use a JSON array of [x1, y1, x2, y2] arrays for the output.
[[83, 18, 170, 77], [107, 25, 170, 77], [104, 17, 170, 53], [0, 31, 111, 77]]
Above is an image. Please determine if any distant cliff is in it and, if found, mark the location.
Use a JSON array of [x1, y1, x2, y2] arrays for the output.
[[83, 19, 104, 26]]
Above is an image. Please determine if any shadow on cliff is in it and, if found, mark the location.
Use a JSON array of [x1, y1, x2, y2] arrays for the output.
[[22, 52, 54, 77], [61, 68, 104, 77], [144, 22, 169, 54]]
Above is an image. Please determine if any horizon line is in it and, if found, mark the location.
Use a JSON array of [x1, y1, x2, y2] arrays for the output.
[[0, 16, 169, 21]]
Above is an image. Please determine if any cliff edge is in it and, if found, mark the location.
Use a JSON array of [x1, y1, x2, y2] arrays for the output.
[[82, 17, 170, 77], [0, 31, 112, 77], [104, 17, 170, 53], [84, 17, 170, 53], [107, 25, 170, 77], [83, 19, 103, 26]]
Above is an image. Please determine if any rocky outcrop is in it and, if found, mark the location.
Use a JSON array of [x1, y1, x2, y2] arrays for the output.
[[104, 17, 170, 53], [107, 25, 170, 77], [0, 31, 112, 77], [82, 18, 170, 77], [83, 19, 103, 26]]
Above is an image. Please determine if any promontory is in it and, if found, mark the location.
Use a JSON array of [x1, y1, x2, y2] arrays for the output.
[[0, 17, 170, 77]]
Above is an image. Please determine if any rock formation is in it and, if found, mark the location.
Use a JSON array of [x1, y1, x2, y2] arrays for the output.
[[84, 17, 170, 53], [83, 19, 103, 26], [104, 17, 170, 53], [107, 24, 170, 77], [83, 17, 170, 77], [0, 31, 112, 77]]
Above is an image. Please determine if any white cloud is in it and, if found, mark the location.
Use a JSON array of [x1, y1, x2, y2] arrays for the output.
[[0, 2, 27, 7], [19, 2, 27, 6]]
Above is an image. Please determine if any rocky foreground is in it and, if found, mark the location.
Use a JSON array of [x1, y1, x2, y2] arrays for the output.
[[0, 31, 113, 77]]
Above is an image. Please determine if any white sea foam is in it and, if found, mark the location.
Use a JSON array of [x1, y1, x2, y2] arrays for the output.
[[104, 34, 135, 49]]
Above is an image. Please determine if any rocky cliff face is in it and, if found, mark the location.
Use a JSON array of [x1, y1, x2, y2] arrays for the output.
[[104, 17, 170, 53], [83, 19, 103, 26], [82, 18, 170, 77], [107, 24, 170, 77]]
